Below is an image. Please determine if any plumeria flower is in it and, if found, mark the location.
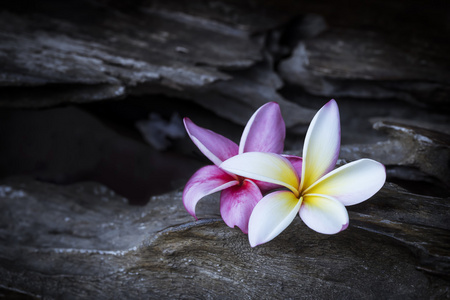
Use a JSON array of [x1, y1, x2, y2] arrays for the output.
[[183, 102, 291, 234], [221, 100, 386, 246]]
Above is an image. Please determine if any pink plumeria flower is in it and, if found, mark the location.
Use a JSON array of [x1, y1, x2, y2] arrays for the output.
[[183, 102, 289, 234], [221, 100, 386, 246]]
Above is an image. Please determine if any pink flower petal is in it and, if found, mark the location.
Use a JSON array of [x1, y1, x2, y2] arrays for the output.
[[184, 118, 239, 166], [252, 180, 281, 194], [239, 102, 285, 154], [248, 190, 302, 247], [283, 155, 303, 177], [301, 99, 340, 191], [220, 152, 300, 196], [183, 165, 238, 219], [305, 159, 386, 206], [299, 194, 349, 234], [220, 179, 262, 234]]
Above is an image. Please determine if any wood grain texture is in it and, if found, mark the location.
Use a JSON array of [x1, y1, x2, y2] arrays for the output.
[[0, 178, 448, 299], [1, 0, 450, 298]]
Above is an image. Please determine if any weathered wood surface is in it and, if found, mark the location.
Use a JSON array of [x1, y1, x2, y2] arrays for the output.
[[0, 176, 449, 299], [0, 0, 313, 129], [278, 28, 450, 108], [1, 115, 450, 298], [1, 0, 450, 298]]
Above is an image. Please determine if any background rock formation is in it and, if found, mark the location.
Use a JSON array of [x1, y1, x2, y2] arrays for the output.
[[0, 0, 449, 298]]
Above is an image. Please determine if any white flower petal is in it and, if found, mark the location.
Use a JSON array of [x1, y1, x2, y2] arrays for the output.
[[305, 159, 386, 206], [220, 152, 300, 196], [248, 191, 302, 247], [299, 194, 349, 234], [301, 99, 340, 191]]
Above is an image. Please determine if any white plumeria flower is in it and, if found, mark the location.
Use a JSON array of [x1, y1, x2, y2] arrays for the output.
[[221, 100, 386, 246]]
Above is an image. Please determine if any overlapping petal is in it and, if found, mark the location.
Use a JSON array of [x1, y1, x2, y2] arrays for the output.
[[220, 179, 262, 234], [183, 165, 238, 219], [283, 155, 303, 176], [251, 180, 280, 194], [239, 102, 285, 154], [248, 191, 302, 247], [299, 194, 349, 234], [301, 99, 340, 191], [184, 118, 239, 166], [184, 99, 386, 245], [305, 159, 386, 206], [253, 155, 303, 194], [221, 152, 300, 196]]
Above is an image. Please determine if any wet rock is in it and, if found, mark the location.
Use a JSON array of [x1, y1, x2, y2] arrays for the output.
[[0, 177, 448, 299]]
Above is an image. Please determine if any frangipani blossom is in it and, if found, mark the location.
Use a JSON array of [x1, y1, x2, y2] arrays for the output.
[[221, 100, 386, 246], [183, 102, 287, 234]]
